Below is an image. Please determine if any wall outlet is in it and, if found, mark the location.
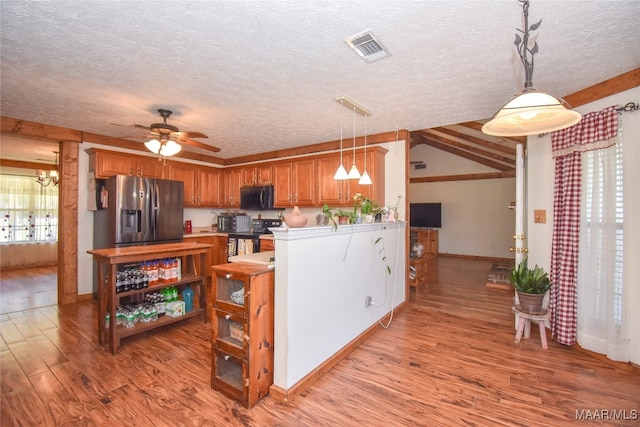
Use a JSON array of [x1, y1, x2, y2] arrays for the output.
[[365, 295, 372, 308]]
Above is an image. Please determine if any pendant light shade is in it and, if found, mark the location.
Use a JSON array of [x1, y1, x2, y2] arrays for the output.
[[482, 0, 581, 137], [358, 114, 372, 185], [482, 89, 582, 136], [347, 106, 361, 179], [334, 105, 349, 180]]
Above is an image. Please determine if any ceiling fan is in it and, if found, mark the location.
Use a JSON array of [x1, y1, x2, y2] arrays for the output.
[[131, 108, 220, 156]]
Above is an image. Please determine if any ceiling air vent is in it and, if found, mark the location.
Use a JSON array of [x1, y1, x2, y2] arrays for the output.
[[345, 30, 391, 63]]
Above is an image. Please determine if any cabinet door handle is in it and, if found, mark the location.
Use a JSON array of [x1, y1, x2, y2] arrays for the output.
[[224, 314, 231, 320], [294, 193, 298, 202], [224, 355, 230, 361], [225, 273, 232, 279], [192, 196, 196, 204]]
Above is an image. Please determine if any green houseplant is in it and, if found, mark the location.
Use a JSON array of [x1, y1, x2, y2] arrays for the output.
[[509, 258, 551, 314]]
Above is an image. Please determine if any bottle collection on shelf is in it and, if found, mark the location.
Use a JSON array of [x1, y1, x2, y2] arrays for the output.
[[115, 258, 182, 293], [106, 287, 188, 329]]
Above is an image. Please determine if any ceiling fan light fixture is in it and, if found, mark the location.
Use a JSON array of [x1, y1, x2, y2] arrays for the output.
[[144, 139, 162, 154], [160, 139, 182, 157], [482, 0, 581, 137]]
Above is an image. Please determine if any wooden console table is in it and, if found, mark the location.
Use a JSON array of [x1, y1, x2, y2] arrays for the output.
[[88, 242, 211, 354]]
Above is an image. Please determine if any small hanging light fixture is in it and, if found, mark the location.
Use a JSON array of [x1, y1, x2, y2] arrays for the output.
[[36, 151, 59, 187], [358, 113, 372, 185], [482, 0, 581, 136], [333, 101, 349, 180], [347, 106, 361, 179]]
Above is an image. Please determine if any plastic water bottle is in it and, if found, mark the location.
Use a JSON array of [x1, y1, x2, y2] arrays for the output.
[[182, 285, 194, 312]]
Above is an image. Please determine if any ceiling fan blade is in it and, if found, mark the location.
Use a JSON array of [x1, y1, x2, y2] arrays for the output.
[[176, 137, 221, 153], [134, 123, 151, 130], [175, 131, 208, 139]]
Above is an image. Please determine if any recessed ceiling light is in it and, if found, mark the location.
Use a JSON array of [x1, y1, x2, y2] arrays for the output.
[[345, 30, 391, 63]]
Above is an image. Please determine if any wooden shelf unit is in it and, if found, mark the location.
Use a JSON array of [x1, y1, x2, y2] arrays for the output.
[[210, 262, 274, 408], [88, 242, 211, 354]]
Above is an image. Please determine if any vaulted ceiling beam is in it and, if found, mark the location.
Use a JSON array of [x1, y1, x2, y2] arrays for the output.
[[418, 129, 516, 166]]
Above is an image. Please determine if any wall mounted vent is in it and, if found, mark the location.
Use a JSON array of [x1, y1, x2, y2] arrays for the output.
[[345, 30, 392, 63]]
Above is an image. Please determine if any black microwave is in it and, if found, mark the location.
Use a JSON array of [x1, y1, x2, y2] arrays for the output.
[[240, 185, 275, 210]]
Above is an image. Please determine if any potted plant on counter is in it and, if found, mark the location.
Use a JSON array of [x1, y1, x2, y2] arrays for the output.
[[509, 258, 551, 314]]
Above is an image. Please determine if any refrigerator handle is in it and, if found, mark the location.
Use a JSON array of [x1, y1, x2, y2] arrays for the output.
[[151, 182, 158, 235]]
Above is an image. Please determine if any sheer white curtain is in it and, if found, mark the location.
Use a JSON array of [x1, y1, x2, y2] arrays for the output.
[[577, 128, 628, 361], [0, 174, 58, 268]]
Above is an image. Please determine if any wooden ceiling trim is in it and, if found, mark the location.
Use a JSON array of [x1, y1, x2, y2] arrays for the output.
[[414, 133, 513, 171], [0, 159, 53, 170], [418, 130, 515, 166], [433, 125, 517, 156], [563, 68, 639, 109], [410, 170, 516, 183], [457, 121, 527, 145]]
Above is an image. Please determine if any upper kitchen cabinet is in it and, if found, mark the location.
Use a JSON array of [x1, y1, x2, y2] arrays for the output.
[[87, 148, 165, 179], [241, 164, 272, 186], [220, 168, 242, 207], [273, 158, 316, 207], [316, 146, 387, 207], [169, 162, 221, 208]]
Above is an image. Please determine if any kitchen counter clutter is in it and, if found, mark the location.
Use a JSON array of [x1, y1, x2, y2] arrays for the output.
[[88, 242, 212, 354]]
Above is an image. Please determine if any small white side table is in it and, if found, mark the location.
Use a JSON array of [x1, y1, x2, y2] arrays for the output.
[[512, 305, 550, 349]]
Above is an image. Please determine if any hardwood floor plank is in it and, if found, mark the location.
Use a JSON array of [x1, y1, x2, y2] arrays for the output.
[[0, 318, 25, 345], [6, 340, 49, 378], [25, 334, 69, 368], [29, 370, 96, 425], [0, 349, 31, 394], [4, 387, 57, 426]]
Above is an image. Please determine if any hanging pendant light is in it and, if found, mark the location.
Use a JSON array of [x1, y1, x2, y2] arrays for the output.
[[358, 114, 372, 185], [36, 151, 60, 187], [347, 106, 361, 179], [482, 0, 581, 136], [333, 103, 349, 180]]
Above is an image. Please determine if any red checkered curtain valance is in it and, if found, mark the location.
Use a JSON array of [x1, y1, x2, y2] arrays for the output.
[[549, 106, 618, 345]]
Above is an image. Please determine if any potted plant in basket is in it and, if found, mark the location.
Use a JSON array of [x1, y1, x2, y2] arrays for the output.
[[509, 258, 552, 314]]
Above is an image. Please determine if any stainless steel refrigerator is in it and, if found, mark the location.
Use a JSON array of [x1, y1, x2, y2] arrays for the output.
[[93, 175, 184, 249]]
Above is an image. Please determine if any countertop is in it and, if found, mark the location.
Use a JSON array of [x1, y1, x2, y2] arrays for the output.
[[228, 250, 275, 266]]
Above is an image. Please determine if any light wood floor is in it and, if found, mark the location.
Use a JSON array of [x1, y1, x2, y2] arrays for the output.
[[1, 257, 639, 426], [0, 266, 57, 314]]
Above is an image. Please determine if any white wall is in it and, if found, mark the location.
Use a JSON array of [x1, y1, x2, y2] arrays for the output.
[[410, 144, 515, 258], [271, 222, 406, 390], [527, 87, 640, 364]]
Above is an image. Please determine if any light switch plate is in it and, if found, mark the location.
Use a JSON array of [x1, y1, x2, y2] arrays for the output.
[[534, 209, 546, 224]]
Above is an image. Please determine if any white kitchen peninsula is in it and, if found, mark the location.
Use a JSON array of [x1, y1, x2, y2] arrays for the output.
[[269, 222, 406, 401]]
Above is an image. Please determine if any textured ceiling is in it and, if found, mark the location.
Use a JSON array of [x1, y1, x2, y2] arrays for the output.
[[1, 1, 639, 164]]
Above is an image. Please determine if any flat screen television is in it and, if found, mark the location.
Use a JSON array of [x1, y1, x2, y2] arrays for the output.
[[410, 203, 442, 228]]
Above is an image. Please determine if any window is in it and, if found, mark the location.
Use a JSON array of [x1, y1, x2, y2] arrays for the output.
[[581, 138, 624, 326], [0, 175, 58, 243]]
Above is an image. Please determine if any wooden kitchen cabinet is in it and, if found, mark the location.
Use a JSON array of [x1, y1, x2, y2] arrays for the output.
[[316, 146, 387, 207], [169, 162, 221, 207], [220, 168, 242, 207], [411, 228, 438, 256], [273, 158, 316, 207], [210, 262, 274, 408], [187, 235, 228, 278], [259, 237, 274, 252], [87, 148, 165, 179], [241, 164, 272, 186]]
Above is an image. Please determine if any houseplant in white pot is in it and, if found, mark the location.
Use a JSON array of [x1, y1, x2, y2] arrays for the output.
[[509, 258, 551, 314]]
